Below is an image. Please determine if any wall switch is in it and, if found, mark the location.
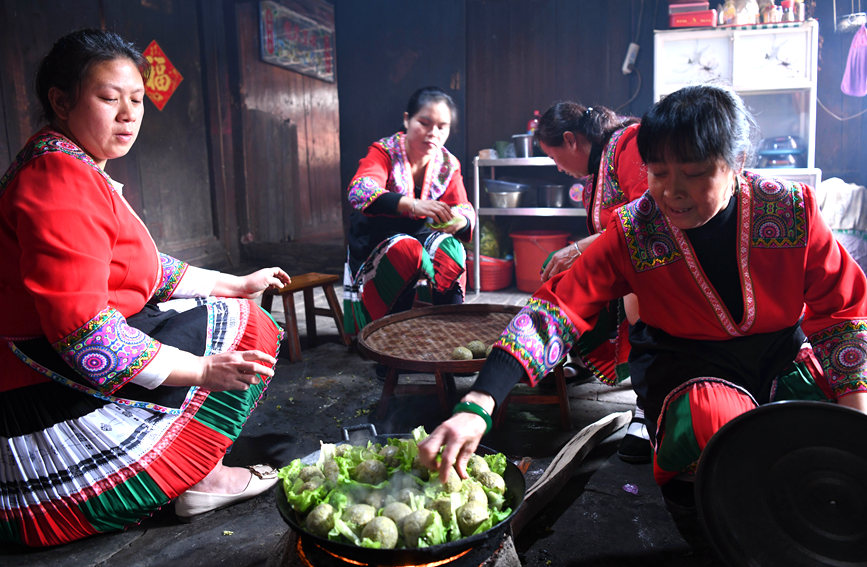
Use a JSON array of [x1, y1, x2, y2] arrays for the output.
[[622, 42, 640, 75]]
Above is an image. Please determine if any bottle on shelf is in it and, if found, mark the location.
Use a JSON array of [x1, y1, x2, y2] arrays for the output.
[[780, 0, 794, 22], [722, 0, 737, 24], [526, 110, 541, 134], [793, 0, 804, 21], [741, 0, 760, 24], [761, 1, 776, 24]]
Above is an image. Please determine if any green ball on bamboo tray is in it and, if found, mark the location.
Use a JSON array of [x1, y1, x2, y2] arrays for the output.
[[466, 340, 487, 359], [451, 346, 473, 360]]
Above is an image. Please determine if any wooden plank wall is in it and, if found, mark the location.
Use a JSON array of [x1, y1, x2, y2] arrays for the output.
[[0, 0, 230, 267], [242, 109, 299, 243], [0, 1, 100, 163], [234, 0, 343, 245]]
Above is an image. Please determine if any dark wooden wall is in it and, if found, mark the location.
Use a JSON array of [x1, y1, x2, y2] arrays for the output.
[[233, 0, 342, 248], [465, 1, 655, 160], [336, 0, 866, 194], [336, 0, 659, 192], [334, 0, 467, 240]]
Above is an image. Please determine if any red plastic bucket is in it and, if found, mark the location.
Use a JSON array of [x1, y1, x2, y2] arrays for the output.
[[509, 230, 570, 292], [467, 254, 514, 291]]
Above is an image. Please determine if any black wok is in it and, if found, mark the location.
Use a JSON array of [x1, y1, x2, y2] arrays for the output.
[[275, 424, 525, 566]]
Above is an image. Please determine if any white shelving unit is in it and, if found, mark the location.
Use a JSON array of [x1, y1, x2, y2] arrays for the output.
[[653, 20, 821, 187], [471, 155, 587, 293]]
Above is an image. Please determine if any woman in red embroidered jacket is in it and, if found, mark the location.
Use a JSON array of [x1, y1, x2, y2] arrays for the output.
[[419, 85, 867, 501], [343, 87, 474, 336], [0, 30, 291, 546], [534, 102, 651, 462], [536, 102, 646, 279]]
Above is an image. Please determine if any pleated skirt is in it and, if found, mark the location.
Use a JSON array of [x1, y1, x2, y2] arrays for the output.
[[0, 298, 283, 547]]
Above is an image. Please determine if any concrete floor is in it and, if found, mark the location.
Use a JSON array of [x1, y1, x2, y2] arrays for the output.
[[0, 257, 723, 566]]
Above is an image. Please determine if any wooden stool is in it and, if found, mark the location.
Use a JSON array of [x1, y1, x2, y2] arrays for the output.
[[260, 272, 350, 362], [493, 363, 572, 430]]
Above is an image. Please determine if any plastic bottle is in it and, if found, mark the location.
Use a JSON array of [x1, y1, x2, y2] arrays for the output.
[[793, 0, 804, 21], [780, 0, 794, 22], [761, 1, 776, 23], [527, 110, 541, 134], [722, 0, 737, 24], [742, 0, 759, 24]]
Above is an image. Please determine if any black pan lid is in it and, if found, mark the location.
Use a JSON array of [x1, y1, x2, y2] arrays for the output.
[[696, 400, 867, 566]]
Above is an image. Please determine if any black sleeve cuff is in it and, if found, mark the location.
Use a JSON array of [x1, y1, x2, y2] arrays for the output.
[[365, 192, 403, 215], [470, 347, 527, 409], [455, 220, 471, 241]]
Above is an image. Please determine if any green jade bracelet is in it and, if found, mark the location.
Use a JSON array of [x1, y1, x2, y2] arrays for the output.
[[452, 401, 492, 435]]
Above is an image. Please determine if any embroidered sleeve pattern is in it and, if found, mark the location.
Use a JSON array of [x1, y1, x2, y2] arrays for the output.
[[53, 307, 160, 394], [348, 176, 387, 211], [747, 172, 808, 249], [618, 195, 681, 272], [152, 253, 189, 302], [597, 126, 628, 210], [809, 320, 867, 398], [425, 150, 452, 201], [493, 298, 579, 386]]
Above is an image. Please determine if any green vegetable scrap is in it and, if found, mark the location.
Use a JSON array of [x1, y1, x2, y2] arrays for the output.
[[429, 216, 461, 230], [277, 426, 513, 550], [478, 219, 502, 258]]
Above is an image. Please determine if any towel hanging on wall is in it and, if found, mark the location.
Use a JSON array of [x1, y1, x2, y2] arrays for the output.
[[841, 24, 867, 96]]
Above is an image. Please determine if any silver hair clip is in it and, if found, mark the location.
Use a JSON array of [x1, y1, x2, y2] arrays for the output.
[[584, 107, 594, 118]]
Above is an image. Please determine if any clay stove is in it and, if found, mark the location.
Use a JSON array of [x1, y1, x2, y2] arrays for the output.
[[270, 528, 521, 567]]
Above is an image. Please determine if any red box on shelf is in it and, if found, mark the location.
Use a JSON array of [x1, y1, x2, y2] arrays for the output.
[[670, 9, 717, 28], [668, 2, 710, 14]]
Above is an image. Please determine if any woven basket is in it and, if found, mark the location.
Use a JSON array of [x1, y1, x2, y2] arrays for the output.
[[467, 254, 513, 291]]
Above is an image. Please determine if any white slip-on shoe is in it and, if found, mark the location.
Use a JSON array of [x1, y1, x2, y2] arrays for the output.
[[174, 464, 280, 519], [617, 416, 652, 464]]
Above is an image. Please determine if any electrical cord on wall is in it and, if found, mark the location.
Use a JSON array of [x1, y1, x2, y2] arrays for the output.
[[617, 0, 647, 113], [818, 97, 867, 121], [616, 68, 643, 113]]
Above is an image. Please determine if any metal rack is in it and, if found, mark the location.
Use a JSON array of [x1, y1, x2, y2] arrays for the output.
[[471, 155, 587, 293], [833, 0, 866, 32]]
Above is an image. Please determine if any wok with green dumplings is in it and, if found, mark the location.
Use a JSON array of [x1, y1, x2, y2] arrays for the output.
[[275, 425, 525, 565]]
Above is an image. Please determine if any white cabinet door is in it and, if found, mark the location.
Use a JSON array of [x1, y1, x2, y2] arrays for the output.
[[732, 27, 812, 90], [654, 30, 733, 97], [655, 21, 818, 168]]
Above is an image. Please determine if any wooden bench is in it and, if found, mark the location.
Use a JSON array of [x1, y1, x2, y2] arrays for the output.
[[260, 272, 350, 362]]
